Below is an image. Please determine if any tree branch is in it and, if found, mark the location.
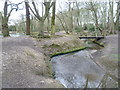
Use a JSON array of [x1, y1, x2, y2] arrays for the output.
[[43, 1, 53, 21], [7, 1, 24, 19], [28, 4, 41, 20], [4, 1, 7, 17], [7, 8, 16, 18]]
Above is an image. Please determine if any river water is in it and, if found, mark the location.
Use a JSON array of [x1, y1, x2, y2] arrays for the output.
[[0, 33, 24, 37], [51, 49, 118, 88]]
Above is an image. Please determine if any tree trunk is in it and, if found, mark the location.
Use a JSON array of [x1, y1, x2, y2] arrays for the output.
[[90, 2, 98, 25], [0, 12, 2, 32], [47, 14, 50, 33], [68, 2, 73, 33], [29, 0, 53, 37], [109, 2, 115, 34], [115, 1, 120, 31], [56, 15, 69, 34], [2, 17, 9, 37], [38, 20, 44, 37], [90, 2, 103, 35], [2, 1, 9, 37], [25, 1, 30, 35], [76, 2, 80, 26], [51, 2, 56, 35], [118, 1, 120, 29]]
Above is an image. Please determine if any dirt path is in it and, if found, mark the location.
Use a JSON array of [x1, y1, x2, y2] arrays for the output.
[[2, 36, 63, 88]]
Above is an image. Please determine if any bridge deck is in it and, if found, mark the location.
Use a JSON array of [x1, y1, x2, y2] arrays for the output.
[[79, 36, 104, 39]]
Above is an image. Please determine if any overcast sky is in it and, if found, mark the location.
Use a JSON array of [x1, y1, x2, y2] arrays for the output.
[[0, 0, 117, 25], [0, 0, 69, 25]]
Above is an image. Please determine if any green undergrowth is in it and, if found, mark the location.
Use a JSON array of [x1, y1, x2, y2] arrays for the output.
[[30, 32, 63, 39], [30, 32, 51, 39], [49, 47, 87, 58]]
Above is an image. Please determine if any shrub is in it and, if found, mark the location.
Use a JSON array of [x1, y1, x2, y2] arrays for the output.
[[87, 24, 95, 31], [75, 27, 82, 32], [9, 25, 16, 31]]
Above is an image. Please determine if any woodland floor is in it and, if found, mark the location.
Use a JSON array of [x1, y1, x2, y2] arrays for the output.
[[2, 36, 65, 88]]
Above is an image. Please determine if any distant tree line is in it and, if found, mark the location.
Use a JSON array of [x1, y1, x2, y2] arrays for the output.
[[0, 0, 120, 37]]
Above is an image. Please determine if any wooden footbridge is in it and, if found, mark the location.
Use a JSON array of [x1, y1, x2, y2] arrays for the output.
[[79, 36, 105, 47], [79, 36, 104, 41]]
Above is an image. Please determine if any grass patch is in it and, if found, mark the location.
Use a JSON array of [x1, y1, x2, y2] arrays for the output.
[[49, 44, 60, 48], [30, 32, 51, 39], [49, 47, 87, 58], [24, 50, 36, 58]]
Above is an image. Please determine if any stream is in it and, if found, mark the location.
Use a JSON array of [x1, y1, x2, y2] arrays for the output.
[[0, 33, 24, 37], [51, 50, 104, 88], [51, 40, 118, 88]]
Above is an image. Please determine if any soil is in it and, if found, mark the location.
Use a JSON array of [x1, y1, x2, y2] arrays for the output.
[[2, 36, 64, 88], [1, 34, 85, 88]]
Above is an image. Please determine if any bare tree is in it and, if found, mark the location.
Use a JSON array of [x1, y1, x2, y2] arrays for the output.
[[119, 1, 120, 29], [51, 0, 56, 35], [0, 12, 2, 32], [115, 1, 120, 31], [55, 14, 69, 34], [29, 0, 53, 37], [2, 0, 9, 37], [68, 2, 73, 33], [2, 0, 23, 37], [47, 13, 50, 33], [109, 1, 115, 34], [25, 0, 30, 35], [99, 2, 107, 30], [89, 2, 103, 35], [119, 1, 120, 26], [75, 2, 80, 26]]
